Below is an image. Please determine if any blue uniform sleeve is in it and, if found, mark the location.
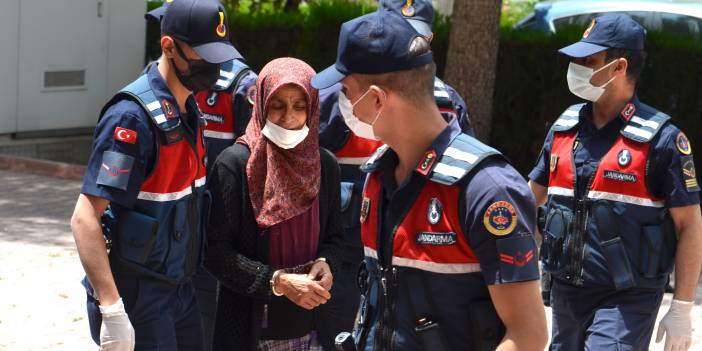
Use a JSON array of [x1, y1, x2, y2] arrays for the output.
[[318, 83, 353, 152], [80, 100, 155, 208], [443, 83, 474, 137], [648, 124, 700, 208], [528, 129, 555, 187], [232, 70, 257, 136], [461, 159, 540, 285]]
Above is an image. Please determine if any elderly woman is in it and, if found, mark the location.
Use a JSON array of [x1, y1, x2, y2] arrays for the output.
[[204, 58, 344, 351]]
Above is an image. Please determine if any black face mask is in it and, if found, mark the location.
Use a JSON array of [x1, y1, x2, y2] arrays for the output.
[[171, 41, 220, 92]]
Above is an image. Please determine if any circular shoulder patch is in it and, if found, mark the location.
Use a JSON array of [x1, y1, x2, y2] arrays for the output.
[[483, 201, 518, 236], [402, 3, 416, 17], [676, 132, 692, 155]]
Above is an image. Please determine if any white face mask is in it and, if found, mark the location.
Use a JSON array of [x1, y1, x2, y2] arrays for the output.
[[337, 89, 383, 141], [567, 60, 618, 102], [261, 119, 309, 149]]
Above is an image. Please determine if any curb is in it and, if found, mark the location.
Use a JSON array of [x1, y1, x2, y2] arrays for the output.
[[0, 154, 86, 181]]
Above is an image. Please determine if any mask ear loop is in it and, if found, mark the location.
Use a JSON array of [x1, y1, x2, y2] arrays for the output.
[[369, 87, 388, 126], [592, 58, 619, 87], [351, 88, 372, 108]]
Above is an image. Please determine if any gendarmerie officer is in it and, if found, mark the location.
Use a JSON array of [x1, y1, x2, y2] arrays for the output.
[[529, 14, 702, 351], [314, 2, 473, 345], [314, 8, 547, 351], [72, 1, 240, 349]]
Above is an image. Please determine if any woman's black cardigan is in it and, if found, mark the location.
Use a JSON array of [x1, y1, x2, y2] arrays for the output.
[[204, 143, 344, 351]]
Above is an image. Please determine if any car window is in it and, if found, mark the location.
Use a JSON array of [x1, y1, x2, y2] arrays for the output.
[[516, 13, 539, 30], [553, 13, 597, 30], [658, 12, 702, 39], [553, 11, 651, 32]]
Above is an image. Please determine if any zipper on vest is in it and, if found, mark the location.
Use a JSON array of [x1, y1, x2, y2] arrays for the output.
[[569, 162, 598, 285], [185, 183, 198, 277], [187, 128, 203, 278], [375, 266, 397, 351], [373, 267, 386, 351], [388, 267, 398, 351], [184, 126, 203, 279], [372, 176, 424, 350]]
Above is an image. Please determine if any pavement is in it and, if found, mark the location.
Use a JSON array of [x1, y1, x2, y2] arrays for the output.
[[0, 169, 92, 350], [0, 168, 700, 351]]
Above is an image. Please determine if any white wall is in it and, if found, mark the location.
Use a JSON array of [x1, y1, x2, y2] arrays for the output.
[[17, 0, 109, 132], [106, 0, 146, 96], [0, 1, 20, 134], [0, 0, 145, 134]]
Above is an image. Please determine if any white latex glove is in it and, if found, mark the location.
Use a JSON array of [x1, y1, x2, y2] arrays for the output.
[[656, 299, 693, 351], [99, 298, 135, 351]]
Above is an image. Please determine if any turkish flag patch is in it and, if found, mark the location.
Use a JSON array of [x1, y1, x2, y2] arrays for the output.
[[114, 127, 137, 144]]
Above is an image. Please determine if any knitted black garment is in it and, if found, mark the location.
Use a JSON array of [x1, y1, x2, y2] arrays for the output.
[[204, 143, 344, 351]]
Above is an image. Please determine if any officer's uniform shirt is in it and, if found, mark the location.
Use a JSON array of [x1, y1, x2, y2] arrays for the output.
[[529, 96, 700, 208], [372, 118, 539, 284], [81, 63, 202, 208]]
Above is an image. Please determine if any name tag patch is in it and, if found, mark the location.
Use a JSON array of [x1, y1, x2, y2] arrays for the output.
[[202, 113, 224, 124], [415, 232, 456, 246], [604, 170, 637, 183]]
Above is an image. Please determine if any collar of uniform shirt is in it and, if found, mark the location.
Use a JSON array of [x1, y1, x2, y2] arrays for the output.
[[146, 62, 200, 133], [376, 116, 462, 189], [581, 94, 642, 135]]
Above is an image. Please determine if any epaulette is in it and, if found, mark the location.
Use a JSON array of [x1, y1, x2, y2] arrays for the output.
[[360, 144, 390, 173], [212, 59, 252, 91], [552, 103, 585, 132], [101, 74, 183, 144], [426, 133, 504, 185], [620, 103, 671, 143]]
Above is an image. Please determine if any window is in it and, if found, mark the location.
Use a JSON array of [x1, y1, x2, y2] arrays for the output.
[[516, 13, 539, 30]]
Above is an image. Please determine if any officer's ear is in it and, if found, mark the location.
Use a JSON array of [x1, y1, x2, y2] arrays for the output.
[[368, 85, 387, 110], [612, 57, 629, 78], [160, 36, 176, 59]]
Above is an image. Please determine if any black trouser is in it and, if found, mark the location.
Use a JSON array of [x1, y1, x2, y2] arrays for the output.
[[316, 258, 362, 350], [193, 266, 218, 351]]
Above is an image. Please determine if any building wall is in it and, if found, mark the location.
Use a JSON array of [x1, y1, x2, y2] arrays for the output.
[[0, 1, 20, 134], [106, 0, 147, 96], [0, 0, 145, 135]]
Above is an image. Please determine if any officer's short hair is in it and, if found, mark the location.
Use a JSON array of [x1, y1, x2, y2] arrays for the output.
[[606, 48, 646, 83], [355, 37, 435, 106]]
